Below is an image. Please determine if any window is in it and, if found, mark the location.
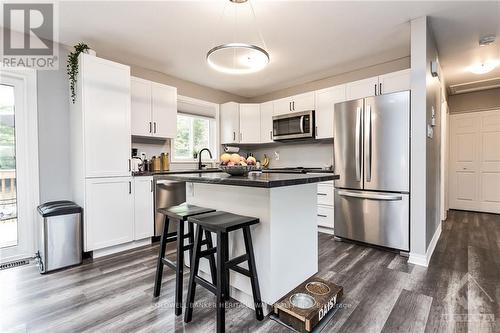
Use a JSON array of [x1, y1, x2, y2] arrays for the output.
[[173, 113, 216, 160]]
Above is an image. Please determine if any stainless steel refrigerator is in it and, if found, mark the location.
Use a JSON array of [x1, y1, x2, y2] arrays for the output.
[[333, 91, 410, 251]]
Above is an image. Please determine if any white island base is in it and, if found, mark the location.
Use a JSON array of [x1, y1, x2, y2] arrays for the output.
[[185, 182, 318, 312]]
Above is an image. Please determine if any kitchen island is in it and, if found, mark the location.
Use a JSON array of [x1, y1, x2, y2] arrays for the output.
[[161, 171, 338, 312]]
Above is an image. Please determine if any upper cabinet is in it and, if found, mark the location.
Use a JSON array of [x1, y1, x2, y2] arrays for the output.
[[75, 54, 131, 178], [273, 92, 315, 115], [315, 85, 346, 139], [378, 69, 411, 94], [346, 69, 411, 100], [346, 76, 379, 100], [239, 104, 261, 144], [260, 101, 274, 143], [220, 102, 240, 144], [131, 77, 177, 139]]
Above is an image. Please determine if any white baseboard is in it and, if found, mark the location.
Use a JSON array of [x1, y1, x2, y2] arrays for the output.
[[318, 226, 334, 235], [92, 238, 152, 258], [408, 222, 442, 267]]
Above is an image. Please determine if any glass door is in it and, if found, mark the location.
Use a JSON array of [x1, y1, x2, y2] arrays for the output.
[[0, 84, 18, 251]]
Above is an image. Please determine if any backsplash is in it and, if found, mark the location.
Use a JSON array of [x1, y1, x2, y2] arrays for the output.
[[131, 137, 170, 160], [238, 141, 334, 169]]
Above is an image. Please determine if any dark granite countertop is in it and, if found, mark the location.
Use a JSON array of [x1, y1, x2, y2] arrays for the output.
[[158, 172, 339, 188], [132, 169, 220, 177]]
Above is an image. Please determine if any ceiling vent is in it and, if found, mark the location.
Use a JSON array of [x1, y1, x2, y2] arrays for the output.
[[449, 77, 500, 95]]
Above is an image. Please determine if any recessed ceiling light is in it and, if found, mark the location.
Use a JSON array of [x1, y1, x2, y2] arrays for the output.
[[468, 61, 498, 74]]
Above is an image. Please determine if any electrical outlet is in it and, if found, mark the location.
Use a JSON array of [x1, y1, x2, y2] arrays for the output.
[[274, 151, 280, 161], [427, 124, 434, 138]]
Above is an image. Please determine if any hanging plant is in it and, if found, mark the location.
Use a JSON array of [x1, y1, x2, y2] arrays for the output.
[[67, 43, 90, 103]]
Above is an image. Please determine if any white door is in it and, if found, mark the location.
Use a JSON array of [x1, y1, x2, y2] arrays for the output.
[[449, 110, 500, 213], [220, 102, 239, 144], [82, 54, 131, 178], [346, 76, 379, 100], [152, 82, 177, 138], [0, 70, 39, 263], [239, 104, 261, 144], [315, 85, 346, 139], [85, 177, 134, 251], [260, 101, 274, 143], [131, 77, 152, 137], [133, 177, 154, 240], [291, 92, 315, 112], [379, 69, 411, 94]]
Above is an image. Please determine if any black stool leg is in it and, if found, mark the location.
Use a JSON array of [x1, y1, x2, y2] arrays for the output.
[[223, 235, 230, 301], [153, 216, 170, 297], [184, 224, 203, 323], [216, 231, 227, 333], [243, 226, 264, 321], [204, 230, 217, 285], [174, 218, 185, 316], [188, 222, 195, 262]]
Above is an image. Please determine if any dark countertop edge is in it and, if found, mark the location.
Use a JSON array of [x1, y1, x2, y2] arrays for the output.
[[132, 169, 220, 177], [159, 174, 339, 188]]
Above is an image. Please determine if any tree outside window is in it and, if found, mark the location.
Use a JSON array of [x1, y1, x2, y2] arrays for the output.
[[173, 114, 214, 160]]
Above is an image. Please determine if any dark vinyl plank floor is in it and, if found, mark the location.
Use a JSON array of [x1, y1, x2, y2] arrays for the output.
[[1, 210, 499, 332]]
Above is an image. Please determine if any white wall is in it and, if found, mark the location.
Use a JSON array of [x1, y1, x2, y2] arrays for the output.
[[37, 45, 72, 202]]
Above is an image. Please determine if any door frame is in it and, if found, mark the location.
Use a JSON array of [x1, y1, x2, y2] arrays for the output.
[[0, 68, 39, 263]]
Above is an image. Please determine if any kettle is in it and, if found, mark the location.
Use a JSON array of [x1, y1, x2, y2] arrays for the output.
[[131, 156, 143, 172]]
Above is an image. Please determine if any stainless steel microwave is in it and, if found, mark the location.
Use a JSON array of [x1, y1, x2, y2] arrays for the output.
[[273, 110, 315, 141]]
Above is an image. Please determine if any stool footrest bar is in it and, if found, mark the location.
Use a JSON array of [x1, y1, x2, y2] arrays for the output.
[[194, 276, 217, 294]]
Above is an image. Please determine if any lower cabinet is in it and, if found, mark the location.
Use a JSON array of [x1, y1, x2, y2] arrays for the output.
[[133, 176, 154, 240], [85, 177, 134, 251]]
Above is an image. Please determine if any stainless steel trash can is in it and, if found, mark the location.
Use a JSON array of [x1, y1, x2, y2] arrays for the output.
[[37, 201, 82, 273]]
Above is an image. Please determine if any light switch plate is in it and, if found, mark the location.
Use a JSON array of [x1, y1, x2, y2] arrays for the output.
[[427, 124, 434, 138]]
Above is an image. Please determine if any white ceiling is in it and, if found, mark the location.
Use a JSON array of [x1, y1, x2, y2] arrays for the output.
[[55, 1, 500, 97]]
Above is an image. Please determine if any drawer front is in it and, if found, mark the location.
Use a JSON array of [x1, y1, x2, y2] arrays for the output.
[[317, 205, 334, 228], [317, 185, 334, 206]]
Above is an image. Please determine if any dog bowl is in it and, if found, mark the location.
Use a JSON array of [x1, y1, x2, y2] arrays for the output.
[[305, 281, 331, 295], [289, 293, 316, 309]]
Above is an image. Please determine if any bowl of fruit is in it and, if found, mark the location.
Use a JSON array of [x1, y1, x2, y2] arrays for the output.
[[219, 153, 259, 176]]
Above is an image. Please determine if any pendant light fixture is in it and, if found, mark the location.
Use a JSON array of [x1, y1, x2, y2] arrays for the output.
[[206, 0, 269, 74]]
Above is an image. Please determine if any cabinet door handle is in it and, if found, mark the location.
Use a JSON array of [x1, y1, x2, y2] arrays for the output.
[[154, 122, 157, 133], [129, 181, 132, 194], [128, 159, 131, 171], [317, 214, 328, 218], [315, 126, 318, 137], [293, 101, 295, 111], [374, 84, 377, 96], [270, 130, 272, 140], [379, 83, 382, 95], [318, 193, 327, 196], [149, 121, 152, 133], [289, 102, 291, 111], [233, 131, 236, 141], [151, 180, 153, 192]]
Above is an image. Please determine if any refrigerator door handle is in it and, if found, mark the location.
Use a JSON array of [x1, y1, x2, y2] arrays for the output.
[[355, 107, 361, 181], [366, 105, 372, 182], [337, 190, 402, 201]]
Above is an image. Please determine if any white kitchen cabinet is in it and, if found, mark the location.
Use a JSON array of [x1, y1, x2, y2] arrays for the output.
[[239, 104, 261, 144], [220, 102, 240, 144], [85, 177, 134, 251], [131, 77, 177, 138], [260, 101, 274, 143], [317, 181, 334, 232], [273, 92, 315, 115], [133, 176, 154, 240], [379, 69, 411, 94], [315, 85, 346, 139], [152, 82, 177, 138], [317, 206, 334, 229], [79, 54, 131, 178], [131, 77, 152, 137], [346, 76, 379, 100]]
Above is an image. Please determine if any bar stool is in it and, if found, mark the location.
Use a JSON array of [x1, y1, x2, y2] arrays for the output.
[[184, 211, 264, 333], [153, 203, 216, 316]]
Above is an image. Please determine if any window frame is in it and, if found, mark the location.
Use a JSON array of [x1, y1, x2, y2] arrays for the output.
[[171, 112, 217, 163]]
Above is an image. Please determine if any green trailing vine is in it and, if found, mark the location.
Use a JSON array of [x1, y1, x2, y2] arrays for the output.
[[67, 43, 90, 103]]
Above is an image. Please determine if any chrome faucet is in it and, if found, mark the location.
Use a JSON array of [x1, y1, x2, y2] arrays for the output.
[[198, 148, 213, 170]]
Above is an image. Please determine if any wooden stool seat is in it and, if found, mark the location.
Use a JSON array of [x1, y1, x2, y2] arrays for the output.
[[187, 211, 259, 233], [184, 211, 264, 333], [153, 203, 216, 317]]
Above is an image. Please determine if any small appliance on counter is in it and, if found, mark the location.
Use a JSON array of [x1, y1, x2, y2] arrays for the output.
[[130, 148, 144, 172], [36, 201, 83, 273]]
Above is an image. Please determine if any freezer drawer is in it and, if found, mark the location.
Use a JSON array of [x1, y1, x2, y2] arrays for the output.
[[334, 189, 409, 251]]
